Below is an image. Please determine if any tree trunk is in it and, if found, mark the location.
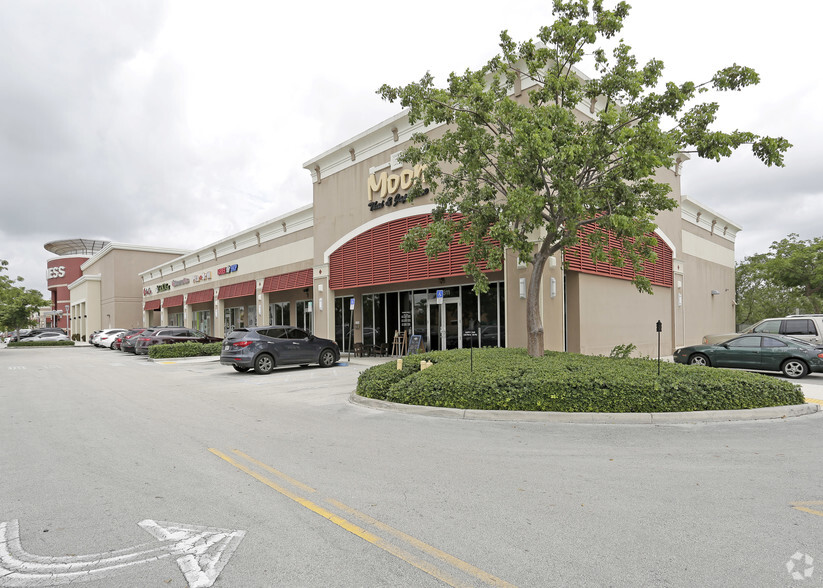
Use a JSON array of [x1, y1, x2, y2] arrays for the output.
[[526, 240, 553, 357]]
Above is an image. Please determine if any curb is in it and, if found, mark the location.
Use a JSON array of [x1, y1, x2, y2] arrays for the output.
[[147, 356, 220, 364], [348, 393, 820, 424]]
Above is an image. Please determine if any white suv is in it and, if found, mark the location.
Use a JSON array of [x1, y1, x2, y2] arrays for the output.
[[703, 315, 823, 345]]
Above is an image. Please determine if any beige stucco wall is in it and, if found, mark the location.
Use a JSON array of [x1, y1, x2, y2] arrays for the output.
[[567, 272, 674, 357], [82, 248, 182, 329]]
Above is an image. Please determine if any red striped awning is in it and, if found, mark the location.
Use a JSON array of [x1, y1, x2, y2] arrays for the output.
[[186, 288, 214, 305], [217, 280, 256, 300], [144, 299, 161, 311], [262, 269, 313, 293], [329, 213, 497, 290], [163, 295, 183, 308]]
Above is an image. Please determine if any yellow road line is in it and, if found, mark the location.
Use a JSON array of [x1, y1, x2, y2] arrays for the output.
[[805, 397, 823, 406], [231, 449, 317, 493], [791, 501, 823, 517], [208, 448, 474, 587], [327, 498, 516, 588]]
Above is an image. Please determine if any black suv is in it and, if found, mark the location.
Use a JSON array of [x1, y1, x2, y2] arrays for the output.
[[220, 326, 340, 374]]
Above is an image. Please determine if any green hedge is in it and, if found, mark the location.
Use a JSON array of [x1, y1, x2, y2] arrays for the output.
[[8, 340, 75, 347], [148, 341, 222, 359], [356, 348, 804, 413]]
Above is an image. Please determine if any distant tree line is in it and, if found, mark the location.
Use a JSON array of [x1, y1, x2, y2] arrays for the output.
[[0, 259, 50, 335], [735, 234, 823, 328]]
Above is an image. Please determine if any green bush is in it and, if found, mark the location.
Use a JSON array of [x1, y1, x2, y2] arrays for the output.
[[148, 341, 222, 359], [8, 340, 75, 347], [356, 348, 804, 412]]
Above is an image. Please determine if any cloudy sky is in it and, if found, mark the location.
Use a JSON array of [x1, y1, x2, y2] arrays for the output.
[[1, 0, 819, 296]]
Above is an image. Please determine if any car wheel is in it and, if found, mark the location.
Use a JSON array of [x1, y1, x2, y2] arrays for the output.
[[689, 353, 710, 367], [781, 359, 808, 379], [232, 365, 250, 373], [254, 354, 275, 374], [318, 349, 336, 368]]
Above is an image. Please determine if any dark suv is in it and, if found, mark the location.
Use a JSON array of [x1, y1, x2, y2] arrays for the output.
[[220, 326, 340, 374], [134, 327, 222, 355]]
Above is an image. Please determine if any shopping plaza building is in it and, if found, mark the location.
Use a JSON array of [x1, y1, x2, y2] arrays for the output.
[[52, 75, 740, 355]]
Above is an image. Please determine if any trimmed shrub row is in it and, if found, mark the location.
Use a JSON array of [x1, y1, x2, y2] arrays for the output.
[[148, 342, 222, 359], [356, 348, 804, 413], [7, 340, 75, 347]]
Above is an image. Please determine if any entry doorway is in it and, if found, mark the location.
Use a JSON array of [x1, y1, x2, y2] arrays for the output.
[[427, 297, 461, 351]]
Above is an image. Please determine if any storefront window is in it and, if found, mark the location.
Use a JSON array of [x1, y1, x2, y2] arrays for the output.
[[193, 310, 212, 335], [296, 299, 313, 333], [334, 296, 355, 352], [361, 293, 387, 346], [270, 301, 290, 325], [168, 312, 184, 327], [225, 306, 245, 333]]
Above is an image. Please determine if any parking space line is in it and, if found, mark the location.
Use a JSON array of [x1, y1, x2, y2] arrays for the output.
[[209, 448, 515, 587], [791, 501, 823, 517]]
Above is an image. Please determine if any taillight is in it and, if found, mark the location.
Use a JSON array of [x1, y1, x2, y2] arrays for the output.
[[139, 337, 151, 342], [232, 340, 252, 347], [818, 353, 823, 359]]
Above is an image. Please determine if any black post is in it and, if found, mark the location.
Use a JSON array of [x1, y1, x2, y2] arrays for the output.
[[656, 320, 662, 376]]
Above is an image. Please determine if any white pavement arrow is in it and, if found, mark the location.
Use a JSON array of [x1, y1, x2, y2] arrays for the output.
[[0, 519, 246, 587]]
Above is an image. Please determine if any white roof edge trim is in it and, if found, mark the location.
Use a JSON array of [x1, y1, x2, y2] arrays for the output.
[[653, 228, 677, 259], [323, 204, 437, 264], [681, 196, 742, 231], [138, 204, 314, 278], [81, 244, 190, 271], [67, 274, 102, 290]]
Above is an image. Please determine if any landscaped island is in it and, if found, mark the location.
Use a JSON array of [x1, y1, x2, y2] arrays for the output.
[[356, 348, 803, 413]]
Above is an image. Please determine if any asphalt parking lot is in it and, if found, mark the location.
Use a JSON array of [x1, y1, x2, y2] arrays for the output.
[[2, 345, 823, 587]]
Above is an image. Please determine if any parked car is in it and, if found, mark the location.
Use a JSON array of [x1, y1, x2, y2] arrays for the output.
[[92, 329, 126, 347], [703, 316, 823, 346], [17, 327, 65, 341], [220, 326, 340, 374], [134, 327, 222, 355], [674, 333, 823, 379], [24, 332, 71, 342], [120, 328, 150, 353], [97, 329, 127, 348]]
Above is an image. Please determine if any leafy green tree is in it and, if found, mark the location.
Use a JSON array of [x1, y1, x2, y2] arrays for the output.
[[379, 0, 791, 356], [760, 234, 823, 313], [0, 259, 50, 335], [734, 254, 814, 328]]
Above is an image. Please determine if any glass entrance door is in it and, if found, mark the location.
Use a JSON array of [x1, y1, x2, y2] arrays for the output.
[[427, 297, 461, 351]]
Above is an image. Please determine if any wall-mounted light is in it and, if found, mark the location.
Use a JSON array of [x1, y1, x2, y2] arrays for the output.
[[550, 277, 556, 299], [711, 290, 720, 296], [318, 298, 323, 311], [519, 278, 526, 299]]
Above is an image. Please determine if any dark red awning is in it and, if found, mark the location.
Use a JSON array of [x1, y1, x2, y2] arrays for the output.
[[262, 269, 312, 293], [162, 295, 183, 308], [144, 299, 161, 311], [186, 288, 214, 305], [217, 280, 256, 300]]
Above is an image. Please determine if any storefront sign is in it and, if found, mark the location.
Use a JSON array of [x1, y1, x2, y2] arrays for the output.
[[143, 288, 153, 296], [172, 278, 190, 287], [217, 264, 239, 276], [47, 266, 66, 279], [400, 311, 412, 328], [367, 164, 428, 212], [193, 271, 212, 283], [156, 283, 171, 293]]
